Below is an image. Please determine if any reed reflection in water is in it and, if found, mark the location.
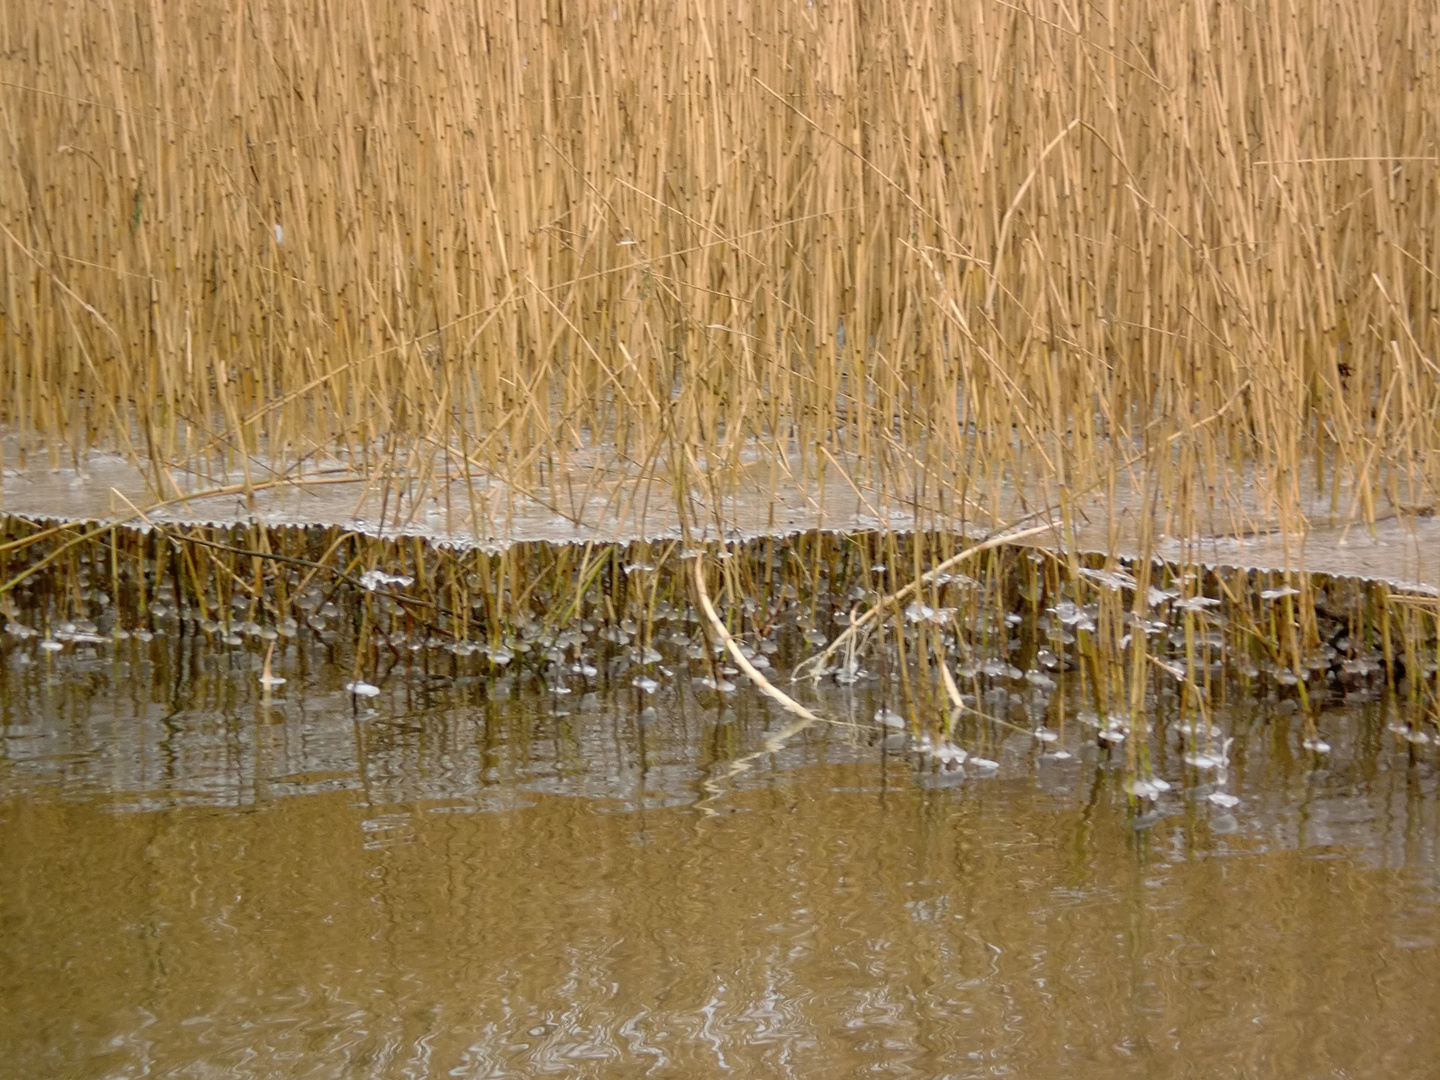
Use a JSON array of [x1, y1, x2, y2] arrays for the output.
[[2, 673, 1439, 1078]]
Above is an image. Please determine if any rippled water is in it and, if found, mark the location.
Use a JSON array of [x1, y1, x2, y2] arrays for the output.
[[3, 634, 1439, 1078]]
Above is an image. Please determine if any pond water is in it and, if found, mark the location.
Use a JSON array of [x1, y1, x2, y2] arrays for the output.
[[2, 631, 1439, 1078]]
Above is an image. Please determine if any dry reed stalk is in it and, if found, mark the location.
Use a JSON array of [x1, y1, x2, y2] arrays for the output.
[[691, 553, 828, 729], [794, 522, 1053, 679]]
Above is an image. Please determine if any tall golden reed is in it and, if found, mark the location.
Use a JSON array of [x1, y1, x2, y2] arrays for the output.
[[2, 0, 1437, 533]]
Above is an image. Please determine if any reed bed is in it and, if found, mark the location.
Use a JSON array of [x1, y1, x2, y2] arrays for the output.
[[2, 0, 1438, 538]]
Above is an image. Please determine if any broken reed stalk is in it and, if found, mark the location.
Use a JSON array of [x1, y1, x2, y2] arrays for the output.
[[794, 523, 1053, 681], [691, 553, 829, 729]]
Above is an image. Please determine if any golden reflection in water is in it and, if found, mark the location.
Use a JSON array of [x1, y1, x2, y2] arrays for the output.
[[3, 767, 1438, 1079]]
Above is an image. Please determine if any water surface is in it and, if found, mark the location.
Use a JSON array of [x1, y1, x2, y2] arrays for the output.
[[2, 635, 1438, 1078]]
